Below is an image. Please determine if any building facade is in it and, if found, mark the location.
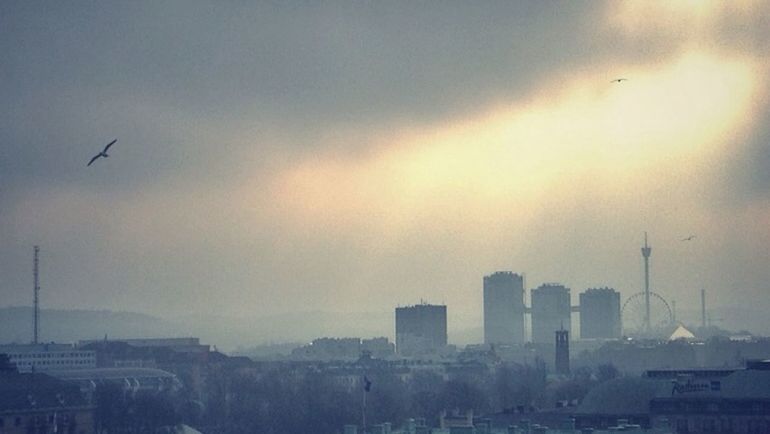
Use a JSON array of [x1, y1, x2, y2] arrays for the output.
[[579, 287, 621, 339], [361, 337, 396, 359], [0, 344, 96, 373], [0, 372, 95, 434], [649, 361, 770, 433], [531, 284, 571, 344], [483, 271, 526, 345], [575, 361, 770, 433], [395, 304, 447, 357]]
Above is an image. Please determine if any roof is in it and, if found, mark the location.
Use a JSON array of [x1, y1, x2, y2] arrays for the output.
[[668, 325, 696, 341], [0, 372, 87, 412], [575, 377, 667, 415], [0, 343, 85, 354], [719, 369, 770, 399], [50, 367, 176, 381], [175, 424, 203, 434]]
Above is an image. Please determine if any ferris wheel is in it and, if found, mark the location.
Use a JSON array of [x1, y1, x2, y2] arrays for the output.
[[621, 291, 674, 337]]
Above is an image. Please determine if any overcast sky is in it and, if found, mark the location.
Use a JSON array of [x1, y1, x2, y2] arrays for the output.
[[1, 2, 769, 337]]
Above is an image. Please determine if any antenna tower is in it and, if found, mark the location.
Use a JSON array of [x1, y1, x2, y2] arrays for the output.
[[33, 245, 40, 344], [641, 233, 652, 333]]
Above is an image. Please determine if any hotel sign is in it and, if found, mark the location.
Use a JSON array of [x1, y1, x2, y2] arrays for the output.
[[671, 379, 721, 395]]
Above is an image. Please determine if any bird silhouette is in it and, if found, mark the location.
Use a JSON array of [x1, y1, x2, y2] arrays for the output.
[[611, 78, 628, 83], [87, 139, 117, 167], [680, 235, 696, 241]]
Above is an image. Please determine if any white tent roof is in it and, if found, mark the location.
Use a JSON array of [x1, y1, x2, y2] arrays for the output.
[[669, 324, 696, 340]]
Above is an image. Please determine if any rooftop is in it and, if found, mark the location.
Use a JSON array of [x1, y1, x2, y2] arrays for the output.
[[0, 372, 88, 412]]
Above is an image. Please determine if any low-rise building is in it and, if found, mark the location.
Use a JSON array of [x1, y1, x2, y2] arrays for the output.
[[0, 344, 96, 373], [78, 337, 209, 354], [649, 360, 770, 433], [50, 367, 181, 402], [0, 371, 94, 434], [362, 337, 396, 359], [573, 360, 770, 433]]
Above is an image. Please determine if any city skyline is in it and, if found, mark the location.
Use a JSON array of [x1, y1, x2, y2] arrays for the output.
[[0, 259, 731, 347], [3, 3, 770, 434]]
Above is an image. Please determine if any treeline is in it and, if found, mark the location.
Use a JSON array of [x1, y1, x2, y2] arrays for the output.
[[94, 384, 180, 433], [94, 361, 619, 434]]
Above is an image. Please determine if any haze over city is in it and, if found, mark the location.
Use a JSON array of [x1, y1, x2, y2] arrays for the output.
[[2, 1, 769, 340]]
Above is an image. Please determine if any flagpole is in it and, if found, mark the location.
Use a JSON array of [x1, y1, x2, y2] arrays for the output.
[[362, 375, 370, 434], [362, 387, 367, 434]]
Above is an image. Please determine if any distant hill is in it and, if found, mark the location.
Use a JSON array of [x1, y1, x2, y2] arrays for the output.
[[0, 306, 183, 344], [0, 307, 397, 351], [0, 307, 483, 351], [170, 310, 395, 348]]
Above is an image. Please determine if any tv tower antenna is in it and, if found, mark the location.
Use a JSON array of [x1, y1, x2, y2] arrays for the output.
[[33, 245, 40, 344], [641, 233, 652, 334]]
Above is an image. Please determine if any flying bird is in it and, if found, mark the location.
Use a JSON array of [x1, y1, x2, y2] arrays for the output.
[[611, 78, 628, 83], [87, 139, 117, 166], [681, 235, 696, 241]]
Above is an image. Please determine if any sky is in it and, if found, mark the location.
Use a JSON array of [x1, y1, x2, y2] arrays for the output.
[[1, 1, 769, 339]]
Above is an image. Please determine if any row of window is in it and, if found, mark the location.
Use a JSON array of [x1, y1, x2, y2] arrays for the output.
[[673, 417, 770, 433], [15, 359, 94, 366], [8, 352, 94, 359]]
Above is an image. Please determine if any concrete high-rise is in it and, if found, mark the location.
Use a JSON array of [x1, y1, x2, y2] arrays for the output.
[[483, 271, 526, 345], [395, 303, 447, 356], [579, 287, 621, 339], [531, 283, 571, 344]]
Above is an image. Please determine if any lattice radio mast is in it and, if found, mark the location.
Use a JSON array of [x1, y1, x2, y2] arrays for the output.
[[33, 245, 40, 344]]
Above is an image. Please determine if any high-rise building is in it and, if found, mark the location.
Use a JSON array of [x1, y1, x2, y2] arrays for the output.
[[579, 287, 621, 339], [555, 329, 570, 375], [395, 303, 447, 356], [483, 271, 526, 345], [531, 283, 571, 344]]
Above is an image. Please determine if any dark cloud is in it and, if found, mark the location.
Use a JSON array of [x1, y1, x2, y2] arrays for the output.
[[2, 2, 609, 121], [1, 2, 619, 198]]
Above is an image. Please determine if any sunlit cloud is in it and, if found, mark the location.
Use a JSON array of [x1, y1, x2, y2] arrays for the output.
[[270, 52, 759, 239], [607, 0, 763, 40]]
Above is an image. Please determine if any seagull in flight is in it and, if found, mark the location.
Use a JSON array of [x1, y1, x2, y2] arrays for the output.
[[680, 235, 696, 241], [611, 78, 628, 83], [87, 139, 117, 167]]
